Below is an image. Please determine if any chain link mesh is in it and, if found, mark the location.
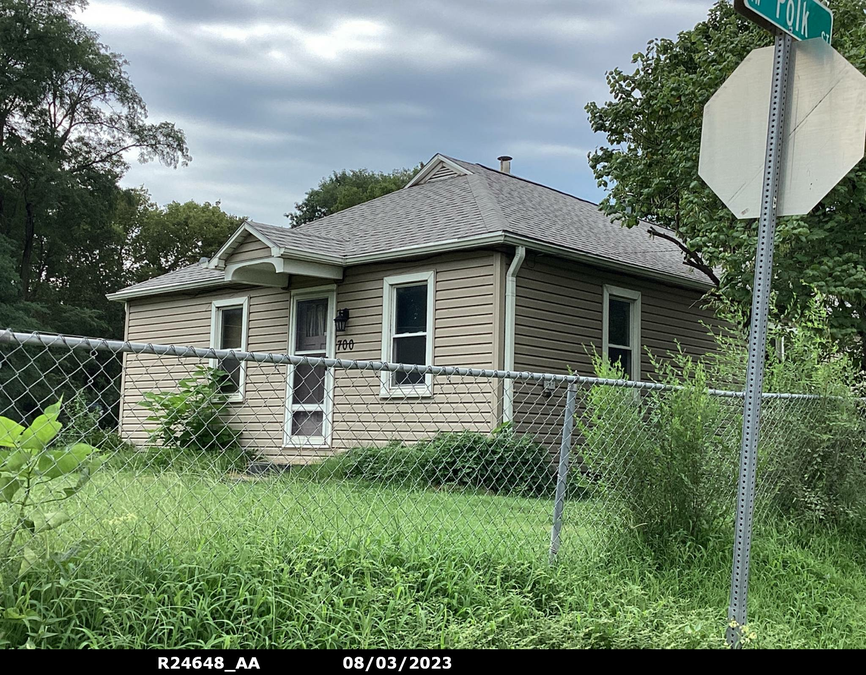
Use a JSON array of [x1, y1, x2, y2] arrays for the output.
[[1, 329, 863, 583]]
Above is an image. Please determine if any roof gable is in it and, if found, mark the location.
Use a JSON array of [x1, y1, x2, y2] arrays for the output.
[[404, 154, 472, 187], [208, 222, 280, 270]]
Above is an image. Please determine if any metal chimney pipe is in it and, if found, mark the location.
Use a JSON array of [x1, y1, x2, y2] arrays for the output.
[[497, 155, 512, 174]]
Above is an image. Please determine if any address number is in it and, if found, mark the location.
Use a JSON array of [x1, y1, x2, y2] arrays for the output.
[[337, 338, 355, 352]]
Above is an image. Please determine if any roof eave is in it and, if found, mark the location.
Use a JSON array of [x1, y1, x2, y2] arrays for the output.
[[106, 277, 232, 302], [106, 231, 713, 303]]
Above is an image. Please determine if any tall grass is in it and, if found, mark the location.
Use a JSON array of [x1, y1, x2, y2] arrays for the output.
[[1, 465, 864, 649]]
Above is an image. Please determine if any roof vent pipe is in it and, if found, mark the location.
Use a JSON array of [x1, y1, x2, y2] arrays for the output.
[[497, 155, 512, 174]]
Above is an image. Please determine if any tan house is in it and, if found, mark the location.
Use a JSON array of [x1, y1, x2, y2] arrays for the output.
[[107, 154, 718, 463]]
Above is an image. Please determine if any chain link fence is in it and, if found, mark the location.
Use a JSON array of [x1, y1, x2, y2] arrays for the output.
[[1, 329, 863, 583]]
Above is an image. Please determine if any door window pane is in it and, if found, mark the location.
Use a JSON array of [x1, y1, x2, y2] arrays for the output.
[[291, 411, 324, 437], [608, 298, 631, 347], [296, 299, 328, 352], [293, 361, 326, 404], [395, 284, 427, 334], [393, 335, 426, 385], [608, 347, 632, 379]]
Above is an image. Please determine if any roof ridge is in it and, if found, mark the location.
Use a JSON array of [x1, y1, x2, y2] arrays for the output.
[[465, 172, 508, 234]]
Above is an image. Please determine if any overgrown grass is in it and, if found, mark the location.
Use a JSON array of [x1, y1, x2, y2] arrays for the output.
[[1, 462, 864, 648]]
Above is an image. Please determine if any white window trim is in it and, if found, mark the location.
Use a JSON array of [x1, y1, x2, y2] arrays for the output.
[[209, 296, 250, 403], [602, 285, 641, 381], [283, 285, 337, 449], [380, 270, 435, 399]]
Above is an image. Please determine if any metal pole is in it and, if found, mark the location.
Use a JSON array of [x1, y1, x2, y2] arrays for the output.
[[549, 383, 577, 564], [726, 31, 793, 648]]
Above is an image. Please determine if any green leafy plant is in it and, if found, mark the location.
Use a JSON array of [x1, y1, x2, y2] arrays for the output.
[[756, 300, 866, 526], [579, 351, 738, 549], [139, 365, 241, 459], [1, 399, 103, 580]]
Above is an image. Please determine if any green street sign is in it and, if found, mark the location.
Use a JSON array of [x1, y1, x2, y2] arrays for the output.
[[735, 0, 833, 44]]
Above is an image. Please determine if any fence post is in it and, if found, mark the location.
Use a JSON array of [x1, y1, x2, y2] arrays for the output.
[[549, 382, 577, 563]]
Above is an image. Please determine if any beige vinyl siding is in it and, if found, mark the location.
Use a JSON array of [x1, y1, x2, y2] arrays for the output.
[[514, 254, 716, 378], [226, 234, 272, 263], [511, 253, 718, 448], [318, 250, 498, 461], [119, 286, 291, 457], [118, 250, 501, 465]]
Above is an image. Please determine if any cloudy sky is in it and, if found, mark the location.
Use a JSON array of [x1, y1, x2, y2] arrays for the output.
[[78, 0, 716, 225]]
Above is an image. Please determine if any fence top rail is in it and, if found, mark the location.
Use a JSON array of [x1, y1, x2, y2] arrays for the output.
[[0, 328, 834, 400]]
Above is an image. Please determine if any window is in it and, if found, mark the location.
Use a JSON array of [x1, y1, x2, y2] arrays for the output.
[[210, 297, 249, 401], [381, 271, 435, 397], [285, 288, 335, 447], [602, 285, 641, 380]]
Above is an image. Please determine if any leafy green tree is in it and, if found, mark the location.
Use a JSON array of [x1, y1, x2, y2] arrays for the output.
[[286, 166, 421, 227], [128, 197, 247, 283], [586, 0, 866, 369], [0, 0, 190, 302]]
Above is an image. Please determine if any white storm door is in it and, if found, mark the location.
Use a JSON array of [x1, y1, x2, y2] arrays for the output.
[[284, 289, 335, 447]]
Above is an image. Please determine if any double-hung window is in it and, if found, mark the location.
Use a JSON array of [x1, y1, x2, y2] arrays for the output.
[[381, 271, 435, 397], [210, 297, 249, 401], [602, 285, 641, 380]]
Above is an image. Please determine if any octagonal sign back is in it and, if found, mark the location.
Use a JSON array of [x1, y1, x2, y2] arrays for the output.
[[699, 39, 866, 219]]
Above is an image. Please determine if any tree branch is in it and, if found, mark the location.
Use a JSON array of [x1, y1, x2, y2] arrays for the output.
[[647, 226, 720, 286]]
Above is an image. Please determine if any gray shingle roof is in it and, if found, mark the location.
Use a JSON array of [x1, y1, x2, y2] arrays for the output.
[[110, 155, 711, 299], [112, 263, 225, 297]]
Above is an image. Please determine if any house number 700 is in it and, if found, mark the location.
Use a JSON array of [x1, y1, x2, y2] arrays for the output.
[[337, 339, 355, 352]]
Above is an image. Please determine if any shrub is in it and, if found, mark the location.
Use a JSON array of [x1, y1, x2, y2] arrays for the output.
[[756, 307, 866, 527], [324, 425, 557, 497], [139, 365, 242, 461], [579, 351, 738, 548]]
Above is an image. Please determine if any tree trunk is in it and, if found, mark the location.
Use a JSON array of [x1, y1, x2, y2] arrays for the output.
[[19, 200, 35, 300]]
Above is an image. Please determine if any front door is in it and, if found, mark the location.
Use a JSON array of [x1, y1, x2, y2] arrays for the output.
[[284, 288, 335, 448]]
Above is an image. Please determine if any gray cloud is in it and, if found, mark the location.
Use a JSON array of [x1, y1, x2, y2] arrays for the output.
[[79, 0, 715, 224]]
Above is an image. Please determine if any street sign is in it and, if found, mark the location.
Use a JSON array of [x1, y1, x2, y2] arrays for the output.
[[735, 0, 833, 44], [699, 38, 866, 219]]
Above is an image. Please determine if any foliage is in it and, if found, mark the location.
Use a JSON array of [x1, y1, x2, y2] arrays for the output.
[[579, 352, 737, 548], [586, 0, 866, 369], [1, 0, 190, 301], [125, 196, 247, 284], [0, 468, 864, 648], [0, 398, 102, 582], [757, 301, 866, 526], [139, 365, 241, 460], [322, 426, 556, 497], [286, 166, 421, 227]]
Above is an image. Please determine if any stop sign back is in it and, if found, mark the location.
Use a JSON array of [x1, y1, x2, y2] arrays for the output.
[[699, 38, 866, 219]]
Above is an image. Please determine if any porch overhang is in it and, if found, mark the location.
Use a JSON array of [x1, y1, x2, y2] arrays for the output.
[[225, 256, 343, 287]]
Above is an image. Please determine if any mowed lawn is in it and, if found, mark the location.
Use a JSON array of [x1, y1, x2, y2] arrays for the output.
[[1, 464, 865, 649]]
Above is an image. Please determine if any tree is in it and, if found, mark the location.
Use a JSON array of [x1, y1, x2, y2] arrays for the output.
[[126, 196, 247, 283], [586, 0, 866, 369], [286, 166, 421, 227], [0, 0, 190, 301]]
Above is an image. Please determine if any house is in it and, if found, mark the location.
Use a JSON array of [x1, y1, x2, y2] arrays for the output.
[[107, 154, 719, 464]]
